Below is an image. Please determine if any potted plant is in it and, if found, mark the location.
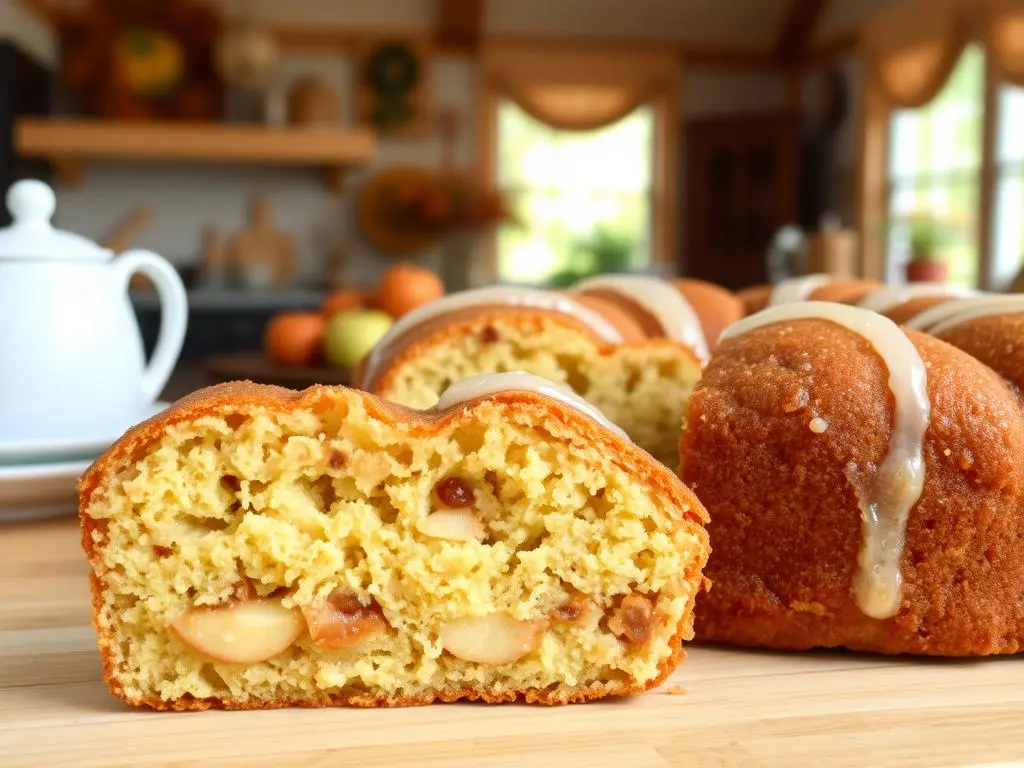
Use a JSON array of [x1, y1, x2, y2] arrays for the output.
[[899, 215, 952, 284], [547, 228, 638, 287]]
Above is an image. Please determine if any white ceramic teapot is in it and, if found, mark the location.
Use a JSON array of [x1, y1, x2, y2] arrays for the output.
[[0, 180, 187, 443]]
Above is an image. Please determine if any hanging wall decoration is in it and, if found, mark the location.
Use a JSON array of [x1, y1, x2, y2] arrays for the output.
[[213, 9, 279, 123], [57, 0, 224, 121], [356, 40, 433, 138], [286, 76, 340, 126], [358, 108, 511, 269], [358, 166, 442, 256]]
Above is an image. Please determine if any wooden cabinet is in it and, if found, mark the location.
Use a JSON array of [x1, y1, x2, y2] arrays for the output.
[[681, 112, 799, 290]]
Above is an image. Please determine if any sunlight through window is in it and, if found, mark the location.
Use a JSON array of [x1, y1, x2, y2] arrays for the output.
[[496, 101, 654, 286], [993, 83, 1024, 289], [887, 46, 985, 288]]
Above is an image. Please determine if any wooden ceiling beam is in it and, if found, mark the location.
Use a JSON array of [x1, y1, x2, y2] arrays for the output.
[[434, 0, 483, 54], [804, 28, 860, 69], [13, 0, 63, 28], [682, 45, 784, 72], [271, 26, 430, 55], [269, 24, 779, 70], [775, 0, 831, 65], [16, 0, 798, 75]]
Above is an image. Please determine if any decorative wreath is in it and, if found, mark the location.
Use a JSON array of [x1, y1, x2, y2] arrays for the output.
[[359, 166, 512, 256], [363, 43, 420, 132], [365, 43, 420, 94], [358, 166, 440, 256]]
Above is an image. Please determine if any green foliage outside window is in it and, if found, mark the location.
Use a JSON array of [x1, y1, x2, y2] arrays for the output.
[[546, 227, 639, 287], [888, 46, 985, 287], [496, 100, 653, 286]]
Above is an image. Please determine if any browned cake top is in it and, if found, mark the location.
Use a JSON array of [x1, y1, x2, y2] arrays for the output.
[[80, 378, 708, 529]]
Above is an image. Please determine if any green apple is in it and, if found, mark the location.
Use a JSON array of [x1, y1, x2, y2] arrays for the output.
[[323, 309, 393, 370]]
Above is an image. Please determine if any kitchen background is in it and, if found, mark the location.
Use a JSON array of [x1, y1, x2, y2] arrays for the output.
[[1, 0, 1020, 379]]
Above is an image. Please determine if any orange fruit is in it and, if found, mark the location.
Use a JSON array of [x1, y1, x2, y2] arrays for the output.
[[375, 265, 444, 319], [323, 288, 368, 318], [264, 312, 325, 367]]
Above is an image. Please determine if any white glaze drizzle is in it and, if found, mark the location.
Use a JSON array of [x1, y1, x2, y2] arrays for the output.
[[903, 296, 995, 331], [571, 275, 710, 362], [858, 284, 978, 315], [927, 296, 1024, 335], [902, 294, 1023, 334], [362, 287, 626, 385], [721, 301, 930, 619], [435, 372, 630, 441], [768, 274, 831, 307]]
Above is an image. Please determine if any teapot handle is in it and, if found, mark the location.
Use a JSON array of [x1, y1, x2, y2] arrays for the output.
[[114, 250, 189, 401]]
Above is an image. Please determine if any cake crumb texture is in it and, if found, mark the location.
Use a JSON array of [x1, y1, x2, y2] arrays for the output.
[[376, 317, 701, 468], [80, 383, 710, 709]]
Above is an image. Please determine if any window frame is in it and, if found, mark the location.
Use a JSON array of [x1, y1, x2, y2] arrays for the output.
[[991, 78, 1024, 288], [860, 43, 1012, 290], [477, 78, 676, 286], [493, 98, 658, 285], [882, 46, 988, 288]]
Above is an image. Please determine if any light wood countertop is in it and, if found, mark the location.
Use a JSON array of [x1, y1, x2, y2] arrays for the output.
[[1, 517, 1022, 767]]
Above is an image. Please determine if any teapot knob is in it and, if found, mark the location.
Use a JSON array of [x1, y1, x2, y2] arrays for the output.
[[6, 180, 56, 228]]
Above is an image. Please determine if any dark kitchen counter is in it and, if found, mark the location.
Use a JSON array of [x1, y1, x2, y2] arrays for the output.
[[160, 364, 216, 402], [134, 289, 325, 364]]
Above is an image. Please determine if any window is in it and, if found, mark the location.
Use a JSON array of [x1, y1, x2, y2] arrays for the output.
[[886, 46, 985, 288], [993, 83, 1024, 288], [495, 100, 654, 286]]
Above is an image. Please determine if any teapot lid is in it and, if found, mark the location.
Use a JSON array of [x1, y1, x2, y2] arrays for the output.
[[0, 180, 112, 262]]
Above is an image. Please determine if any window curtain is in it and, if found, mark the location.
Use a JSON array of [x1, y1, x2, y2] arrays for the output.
[[480, 45, 677, 131], [475, 44, 679, 282], [983, 0, 1024, 86], [862, 0, 971, 108]]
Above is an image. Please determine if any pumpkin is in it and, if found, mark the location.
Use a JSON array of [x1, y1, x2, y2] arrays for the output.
[[114, 28, 185, 96]]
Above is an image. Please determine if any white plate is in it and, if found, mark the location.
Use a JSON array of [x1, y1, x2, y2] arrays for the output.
[[0, 401, 170, 465], [0, 458, 91, 522]]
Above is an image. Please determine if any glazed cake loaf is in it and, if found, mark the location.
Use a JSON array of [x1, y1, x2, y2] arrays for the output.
[[670, 278, 744, 350], [737, 275, 883, 316], [353, 277, 736, 468], [904, 295, 1024, 391], [79, 374, 711, 710], [856, 284, 977, 326], [680, 301, 1024, 656]]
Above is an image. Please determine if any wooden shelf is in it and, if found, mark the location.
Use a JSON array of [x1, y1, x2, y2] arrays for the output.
[[15, 119, 376, 191]]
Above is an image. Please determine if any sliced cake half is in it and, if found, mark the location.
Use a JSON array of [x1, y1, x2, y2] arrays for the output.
[[79, 374, 711, 710]]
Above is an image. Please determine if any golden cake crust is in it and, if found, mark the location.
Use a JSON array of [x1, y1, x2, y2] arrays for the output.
[[932, 312, 1024, 392], [80, 380, 710, 710], [671, 279, 743, 351], [736, 284, 772, 316], [680, 321, 1024, 656], [808, 279, 882, 306], [574, 288, 666, 339], [882, 296, 956, 326], [352, 307, 675, 391], [737, 280, 883, 317], [571, 293, 648, 342], [357, 311, 702, 398]]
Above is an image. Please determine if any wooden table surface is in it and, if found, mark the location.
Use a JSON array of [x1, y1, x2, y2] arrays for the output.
[[1, 517, 1022, 768]]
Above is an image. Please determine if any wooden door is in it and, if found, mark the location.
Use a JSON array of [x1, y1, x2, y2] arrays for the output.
[[682, 112, 799, 290]]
